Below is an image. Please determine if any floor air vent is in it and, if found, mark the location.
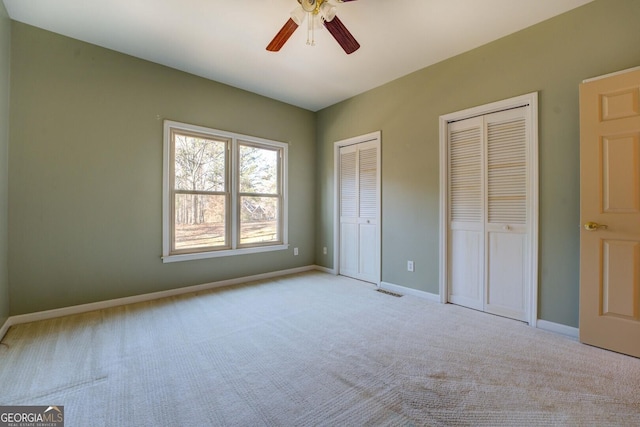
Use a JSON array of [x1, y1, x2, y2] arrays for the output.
[[376, 289, 403, 297]]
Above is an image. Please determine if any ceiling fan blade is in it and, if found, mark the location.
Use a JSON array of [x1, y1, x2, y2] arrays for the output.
[[266, 18, 299, 52], [323, 15, 360, 54]]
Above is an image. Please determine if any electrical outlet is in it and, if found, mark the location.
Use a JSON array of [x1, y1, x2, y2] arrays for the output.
[[407, 260, 414, 272], [294, 247, 299, 256], [323, 247, 327, 255]]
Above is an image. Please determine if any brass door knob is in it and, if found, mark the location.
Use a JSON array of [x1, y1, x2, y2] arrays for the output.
[[584, 222, 608, 231]]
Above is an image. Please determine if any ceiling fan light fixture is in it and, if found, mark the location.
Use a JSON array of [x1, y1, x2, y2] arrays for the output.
[[320, 2, 337, 22], [290, 6, 306, 26]]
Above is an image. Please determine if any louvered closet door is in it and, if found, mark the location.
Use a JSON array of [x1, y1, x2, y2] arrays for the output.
[[447, 107, 530, 321], [484, 108, 529, 321], [448, 117, 485, 310], [339, 140, 379, 284], [340, 145, 358, 278]]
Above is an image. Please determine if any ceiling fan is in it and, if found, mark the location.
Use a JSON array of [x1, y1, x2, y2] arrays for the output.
[[267, 0, 360, 54]]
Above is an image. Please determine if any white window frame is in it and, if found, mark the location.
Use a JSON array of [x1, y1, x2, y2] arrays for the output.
[[162, 120, 288, 263]]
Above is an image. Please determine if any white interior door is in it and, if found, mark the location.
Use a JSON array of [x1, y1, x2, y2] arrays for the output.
[[337, 135, 380, 284], [445, 102, 534, 323]]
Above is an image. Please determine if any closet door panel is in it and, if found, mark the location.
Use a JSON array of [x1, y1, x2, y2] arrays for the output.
[[339, 146, 358, 278], [357, 144, 379, 283], [359, 222, 377, 279], [484, 108, 529, 320], [448, 117, 485, 310], [486, 231, 527, 321], [449, 226, 484, 310]]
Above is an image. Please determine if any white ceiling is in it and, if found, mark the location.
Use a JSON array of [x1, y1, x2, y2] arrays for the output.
[[3, 0, 594, 111]]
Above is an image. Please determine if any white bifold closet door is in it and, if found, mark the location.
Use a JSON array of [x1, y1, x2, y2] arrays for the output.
[[339, 140, 379, 284], [448, 107, 530, 321]]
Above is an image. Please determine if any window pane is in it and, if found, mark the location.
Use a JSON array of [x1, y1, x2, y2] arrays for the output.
[[174, 194, 227, 250], [239, 196, 279, 245], [239, 144, 278, 194], [174, 133, 226, 192]]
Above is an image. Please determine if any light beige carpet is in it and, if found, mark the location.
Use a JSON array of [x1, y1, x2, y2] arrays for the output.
[[1, 271, 639, 426]]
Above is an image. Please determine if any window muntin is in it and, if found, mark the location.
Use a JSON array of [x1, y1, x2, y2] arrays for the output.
[[163, 121, 287, 262]]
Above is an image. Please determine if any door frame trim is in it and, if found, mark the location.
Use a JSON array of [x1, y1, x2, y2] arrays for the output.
[[582, 66, 640, 83], [438, 92, 539, 326], [333, 131, 382, 285]]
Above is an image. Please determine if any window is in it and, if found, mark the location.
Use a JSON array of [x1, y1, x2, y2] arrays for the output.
[[163, 121, 287, 262]]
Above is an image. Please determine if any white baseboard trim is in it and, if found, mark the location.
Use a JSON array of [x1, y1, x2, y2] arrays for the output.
[[313, 265, 337, 275], [380, 281, 440, 302], [0, 317, 13, 343], [0, 265, 322, 340], [536, 319, 579, 340]]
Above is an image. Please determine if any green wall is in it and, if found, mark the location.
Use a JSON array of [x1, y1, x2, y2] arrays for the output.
[[8, 22, 316, 315], [0, 2, 10, 325], [316, 0, 640, 328]]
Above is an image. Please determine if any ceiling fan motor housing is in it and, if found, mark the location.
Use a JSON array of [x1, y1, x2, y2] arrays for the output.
[[299, 0, 322, 14]]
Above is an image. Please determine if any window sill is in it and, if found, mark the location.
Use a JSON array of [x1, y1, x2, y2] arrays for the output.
[[162, 244, 289, 263]]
